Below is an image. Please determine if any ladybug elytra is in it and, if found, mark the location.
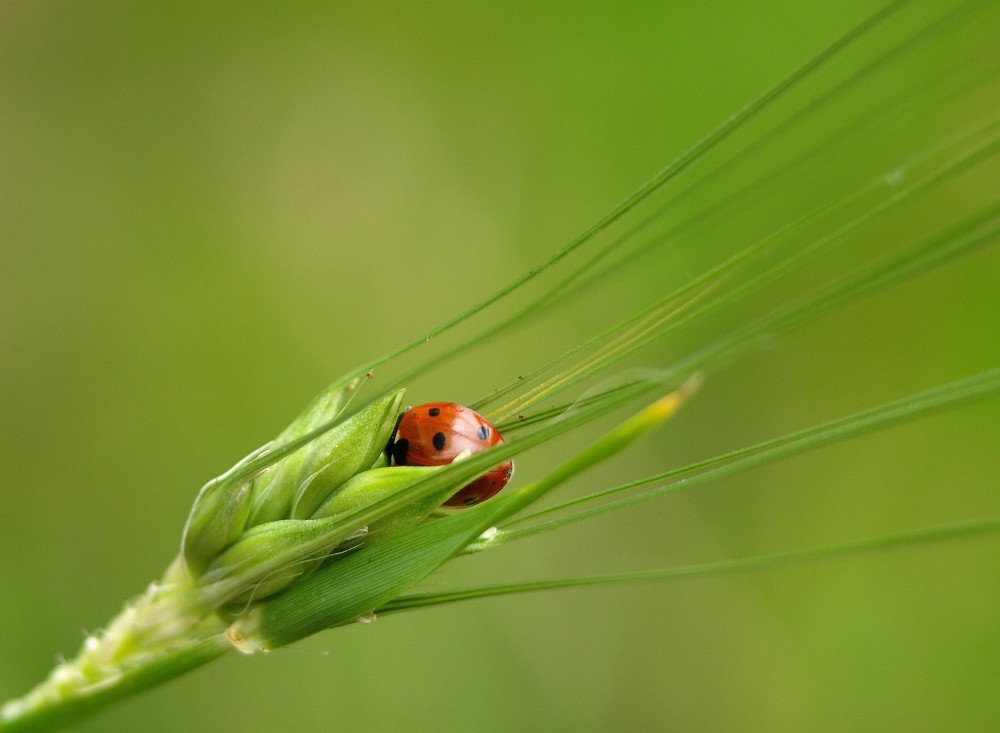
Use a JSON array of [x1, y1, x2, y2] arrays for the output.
[[388, 402, 513, 507]]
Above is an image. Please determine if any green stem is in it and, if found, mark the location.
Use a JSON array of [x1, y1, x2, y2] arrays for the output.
[[382, 517, 1000, 613], [0, 637, 229, 733], [332, 0, 912, 396], [0, 561, 231, 733], [495, 368, 1000, 543]]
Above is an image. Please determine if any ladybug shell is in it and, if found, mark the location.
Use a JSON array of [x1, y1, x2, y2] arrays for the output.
[[390, 402, 513, 507]]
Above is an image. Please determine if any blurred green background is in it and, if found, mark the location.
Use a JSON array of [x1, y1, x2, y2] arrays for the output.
[[2, 2, 998, 732]]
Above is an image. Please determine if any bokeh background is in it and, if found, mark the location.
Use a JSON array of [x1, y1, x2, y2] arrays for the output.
[[2, 2, 998, 731]]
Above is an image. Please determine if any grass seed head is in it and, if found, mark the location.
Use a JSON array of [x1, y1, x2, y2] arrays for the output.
[[246, 388, 404, 525], [182, 387, 404, 580]]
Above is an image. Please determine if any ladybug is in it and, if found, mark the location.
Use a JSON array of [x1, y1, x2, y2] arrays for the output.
[[388, 402, 513, 507]]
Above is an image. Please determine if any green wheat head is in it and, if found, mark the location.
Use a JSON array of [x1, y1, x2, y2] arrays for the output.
[[2, 1, 998, 730]]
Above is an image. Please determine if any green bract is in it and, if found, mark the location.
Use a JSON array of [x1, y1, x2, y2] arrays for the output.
[[204, 466, 445, 605], [182, 385, 403, 578], [246, 386, 403, 526], [311, 465, 447, 538]]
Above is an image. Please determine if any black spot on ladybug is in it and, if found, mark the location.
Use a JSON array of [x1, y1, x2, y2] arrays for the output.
[[476, 425, 490, 440], [392, 438, 410, 465], [428, 407, 440, 417], [432, 432, 446, 450]]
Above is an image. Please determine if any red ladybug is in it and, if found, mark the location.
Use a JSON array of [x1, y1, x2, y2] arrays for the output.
[[389, 402, 513, 507]]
